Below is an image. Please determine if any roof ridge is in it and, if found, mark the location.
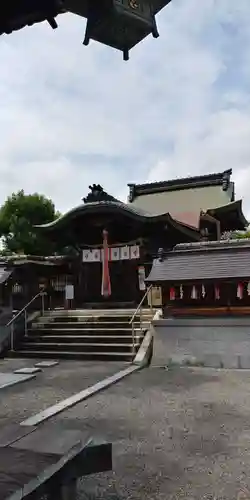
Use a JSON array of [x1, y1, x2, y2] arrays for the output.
[[175, 238, 250, 250], [128, 168, 232, 188]]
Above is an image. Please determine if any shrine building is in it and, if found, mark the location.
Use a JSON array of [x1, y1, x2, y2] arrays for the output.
[[30, 168, 247, 309]]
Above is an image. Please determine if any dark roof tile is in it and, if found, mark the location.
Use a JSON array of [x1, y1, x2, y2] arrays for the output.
[[146, 240, 250, 283]]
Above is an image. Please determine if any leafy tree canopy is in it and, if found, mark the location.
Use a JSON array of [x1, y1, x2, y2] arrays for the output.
[[0, 190, 61, 256]]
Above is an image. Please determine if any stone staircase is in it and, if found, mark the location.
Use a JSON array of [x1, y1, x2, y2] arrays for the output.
[[11, 308, 155, 361]]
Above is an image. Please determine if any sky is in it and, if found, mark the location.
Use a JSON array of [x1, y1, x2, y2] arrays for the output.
[[0, 0, 250, 217]]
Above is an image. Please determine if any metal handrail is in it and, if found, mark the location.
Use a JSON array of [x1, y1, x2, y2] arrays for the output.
[[129, 285, 153, 357], [6, 287, 46, 327], [129, 285, 153, 325], [7, 287, 46, 351]]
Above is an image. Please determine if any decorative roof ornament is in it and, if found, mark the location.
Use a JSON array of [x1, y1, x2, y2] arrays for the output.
[[222, 169, 231, 191], [158, 247, 164, 262], [82, 184, 118, 204]]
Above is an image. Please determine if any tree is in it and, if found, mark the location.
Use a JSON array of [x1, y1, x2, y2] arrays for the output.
[[0, 190, 61, 255]]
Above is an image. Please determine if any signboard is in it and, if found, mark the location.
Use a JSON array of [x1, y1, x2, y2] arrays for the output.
[[138, 266, 146, 291], [147, 286, 162, 307], [65, 284, 74, 300]]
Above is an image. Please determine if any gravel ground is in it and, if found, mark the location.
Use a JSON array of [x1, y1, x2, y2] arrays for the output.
[[48, 366, 250, 500], [0, 358, 126, 428]]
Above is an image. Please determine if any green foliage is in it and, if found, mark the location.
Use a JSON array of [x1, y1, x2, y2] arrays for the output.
[[0, 190, 61, 256], [231, 230, 250, 239]]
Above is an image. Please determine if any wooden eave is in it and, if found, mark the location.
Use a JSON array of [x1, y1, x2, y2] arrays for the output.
[[207, 200, 248, 231]]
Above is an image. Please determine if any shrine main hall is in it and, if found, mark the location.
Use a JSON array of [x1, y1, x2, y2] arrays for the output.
[[27, 168, 247, 309]]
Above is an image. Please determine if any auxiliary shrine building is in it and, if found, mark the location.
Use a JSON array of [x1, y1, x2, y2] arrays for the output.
[[0, 168, 247, 311], [26, 168, 246, 309]]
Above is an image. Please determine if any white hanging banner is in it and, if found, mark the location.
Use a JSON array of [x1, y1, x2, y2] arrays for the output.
[[92, 249, 101, 262], [120, 246, 130, 260], [82, 249, 91, 262], [130, 245, 140, 260], [111, 247, 120, 261], [83, 245, 139, 262]]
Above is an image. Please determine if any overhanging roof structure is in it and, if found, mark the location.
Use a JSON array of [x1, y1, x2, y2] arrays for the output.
[[206, 200, 248, 231], [146, 239, 250, 284], [35, 185, 200, 246]]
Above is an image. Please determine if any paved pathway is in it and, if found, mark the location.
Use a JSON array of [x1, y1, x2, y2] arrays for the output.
[[3, 359, 250, 499], [0, 358, 126, 428], [47, 366, 250, 500]]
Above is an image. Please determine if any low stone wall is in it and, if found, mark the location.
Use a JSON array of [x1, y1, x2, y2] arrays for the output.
[[152, 317, 250, 369]]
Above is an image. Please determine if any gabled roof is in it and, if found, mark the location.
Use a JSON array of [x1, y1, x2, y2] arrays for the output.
[[128, 169, 232, 201], [146, 238, 250, 284]]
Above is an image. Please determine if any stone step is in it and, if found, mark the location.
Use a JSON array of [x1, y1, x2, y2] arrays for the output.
[[11, 306, 153, 361], [32, 321, 148, 329], [28, 327, 143, 335], [24, 334, 142, 344], [20, 342, 139, 353], [42, 316, 152, 324], [42, 307, 153, 315], [9, 350, 134, 361]]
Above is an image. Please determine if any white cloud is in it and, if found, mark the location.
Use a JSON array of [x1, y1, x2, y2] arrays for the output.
[[0, 0, 250, 216]]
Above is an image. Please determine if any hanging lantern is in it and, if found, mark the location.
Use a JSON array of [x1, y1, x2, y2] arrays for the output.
[[101, 229, 111, 298], [237, 282, 244, 300], [82, 0, 162, 61], [169, 287, 175, 301], [201, 284, 206, 299], [191, 285, 197, 300], [179, 284, 184, 299], [247, 282, 250, 296], [214, 284, 220, 300]]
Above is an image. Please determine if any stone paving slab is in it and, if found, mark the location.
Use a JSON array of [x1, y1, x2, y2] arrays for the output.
[[0, 372, 36, 390], [14, 367, 41, 375], [34, 361, 59, 368]]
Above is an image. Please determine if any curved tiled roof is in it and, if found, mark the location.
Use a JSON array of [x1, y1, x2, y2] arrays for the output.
[[35, 200, 159, 229], [35, 199, 200, 241], [35, 199, 189, 228]]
